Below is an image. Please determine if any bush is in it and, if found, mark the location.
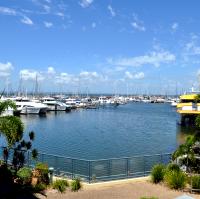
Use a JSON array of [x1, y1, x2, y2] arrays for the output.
[[71, 178, 82, 191], [35, 162, 49, 185], [53, 179, 69, 193], [166, 163, 180, 172], [33, 183, 47, 193], [191, 175, 200, 190], [164, 170, 186, 190], [17, 167, 32, 184], [151, 164, 166, 183]]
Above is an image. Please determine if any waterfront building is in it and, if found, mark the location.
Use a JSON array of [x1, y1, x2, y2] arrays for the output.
[[177, 90, 200, 125]]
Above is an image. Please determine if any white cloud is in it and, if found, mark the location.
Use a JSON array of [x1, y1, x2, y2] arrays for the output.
[[79, 0, 94, 8], [56, 12, 65, 18], [125, 71, 133, 79], [44, 21, 53, 28], [20, 69, 44, 81], [0, 7, 17, 15], [21, 16, 33, 25], [131, 13, 146, 32], [107, 5, 116, 17], [91, 22, 96, 28], [125, 71, 145, 80], [134, 72, 144, 79], [55, 72, 73, 84], [109, 50, 175, 67], [185, 41, 200, 55], [131, 22, 146, 32], [80, 71, 98, 79], [0, 62, 13, 77], [171, 22, 178, 31], [43, 5, 51, 13], [47, 67, 56, 74], [115, 66, 126, 71]]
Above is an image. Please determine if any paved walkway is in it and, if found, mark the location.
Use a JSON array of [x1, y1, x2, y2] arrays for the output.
[[36, 177, 200, 199]]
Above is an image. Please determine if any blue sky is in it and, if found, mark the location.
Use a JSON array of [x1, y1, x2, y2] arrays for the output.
[[0, 0, 200, 94]]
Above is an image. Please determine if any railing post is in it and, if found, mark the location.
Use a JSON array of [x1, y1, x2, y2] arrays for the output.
[[160, 153, 163, 164], [72, 159, 74, 179], [126, 158, 129, 177], [108, 159, 112, 178], [143, 156, 146, 176], [88, 161, 91, 183]]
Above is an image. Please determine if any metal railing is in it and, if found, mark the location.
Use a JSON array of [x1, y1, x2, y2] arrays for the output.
[[0, 147, 171, 183]]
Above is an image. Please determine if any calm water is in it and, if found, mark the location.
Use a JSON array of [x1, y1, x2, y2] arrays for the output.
[[15, 103, 181, 160]]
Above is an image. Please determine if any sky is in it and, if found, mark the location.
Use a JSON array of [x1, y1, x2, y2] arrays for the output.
[[1, 0, 200, 95]]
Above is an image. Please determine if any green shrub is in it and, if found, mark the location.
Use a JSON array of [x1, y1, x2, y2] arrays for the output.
[[53, 179, 69, 193], [166, 163, 180, 172], [33, 183, 47, 193], [151, 164, 166, 183], [164, 170, 186, 190], [191, 175, 200, 190], [17, 167, 32, 184], [71, 178, 82, 191], [140, 197, 158, 199], [35, 162, 49, 184]]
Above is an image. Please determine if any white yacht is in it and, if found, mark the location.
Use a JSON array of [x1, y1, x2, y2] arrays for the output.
[[42, 97, 71, 111], [15, 97, 48, 114]]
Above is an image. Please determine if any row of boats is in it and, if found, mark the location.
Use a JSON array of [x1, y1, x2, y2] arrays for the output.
[[0, 95, 178, 115]]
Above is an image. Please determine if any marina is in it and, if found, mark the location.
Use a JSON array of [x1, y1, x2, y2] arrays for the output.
[[11, 101, 179, 160]]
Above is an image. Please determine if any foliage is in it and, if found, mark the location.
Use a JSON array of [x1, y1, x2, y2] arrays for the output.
[[33, 183, 47, 193], [151, 164, 166, 183], [11, 131, 37, 170], [17, 167, 32, 185], [71, 178, 82, 191], [0, 116, 24, 147], [0, 164, 13, 184], [164, 170, 186, 190], [32, 149, 38, 159], [195, 94, 200, 103], [195, 115, 200, 129], [166, 163, 180, 172], [35, 162, 49, 185], [53, 179, 68, 193], [191, 175, 200, 190], [0, 100, 16, 115], [172, 134, 200, 171]]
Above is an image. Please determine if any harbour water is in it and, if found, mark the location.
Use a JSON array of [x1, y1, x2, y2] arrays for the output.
[[18, 103, 180, 160]]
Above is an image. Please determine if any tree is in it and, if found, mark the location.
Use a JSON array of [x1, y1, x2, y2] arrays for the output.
[[172, 134, 200, 172], [0, 100, 37, 169], [0, 100, 23, 147], [195, 94, 200, 103]]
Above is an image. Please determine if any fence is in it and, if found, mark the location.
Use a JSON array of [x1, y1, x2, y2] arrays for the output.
[[0, 147, 171, 183]]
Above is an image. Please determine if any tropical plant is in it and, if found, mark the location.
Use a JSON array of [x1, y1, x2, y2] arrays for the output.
[[172, 134, 200, 172], [151, 164, 166, 183], [53, 179, 68, 193], [33, 183, 47, 193], [71, 178, 82, 191], [166, 163, 180, 172], [17, 167, 32, 185], [191, 175, 200, 190], [35, 162, 49, 185], [195, 94, 200, 103], [0, 100, 37, 169], [164, 170, 186, 190]]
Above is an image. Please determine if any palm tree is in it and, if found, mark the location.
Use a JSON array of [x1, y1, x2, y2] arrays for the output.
[[0, 100, 24, 147], [172, 134, 200, 172]]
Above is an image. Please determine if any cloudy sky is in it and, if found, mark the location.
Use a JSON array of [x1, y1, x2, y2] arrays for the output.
[[0, 0, 200, 94]]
